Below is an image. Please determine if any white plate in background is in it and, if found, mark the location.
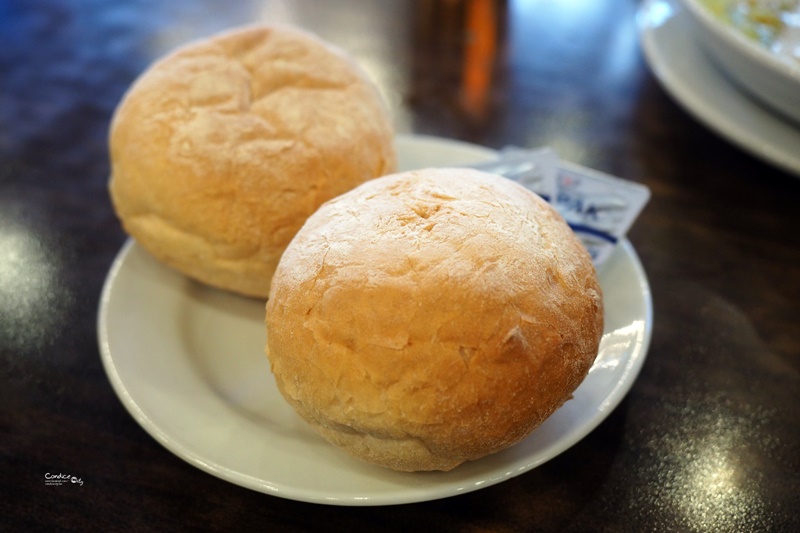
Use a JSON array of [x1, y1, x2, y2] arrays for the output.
[[638, 0, 800, 177]]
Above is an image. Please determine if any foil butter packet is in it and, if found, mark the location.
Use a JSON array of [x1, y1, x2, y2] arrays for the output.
[[554, 162, 651, 267], [470, 147, 560, 202], [471, 147, 651, 268]]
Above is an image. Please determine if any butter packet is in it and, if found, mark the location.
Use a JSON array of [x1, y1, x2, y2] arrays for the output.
[[554, 162, 650, 267], [470, 146, 559, 202], [470, 147, 650, 267]]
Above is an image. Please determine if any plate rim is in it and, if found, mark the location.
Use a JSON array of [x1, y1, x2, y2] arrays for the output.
[[97, 134, 653, 506], [637, 0, 800, 177]]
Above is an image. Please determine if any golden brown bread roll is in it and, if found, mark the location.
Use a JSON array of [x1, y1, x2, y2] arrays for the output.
[[109, 25, 396, 297], [266, 167, 604, 471]]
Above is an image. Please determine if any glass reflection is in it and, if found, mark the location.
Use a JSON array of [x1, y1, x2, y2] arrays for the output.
[[672, 432, 766, 530], [649, 399, 775, 531], [410, 0, 509, 125], [508, 0, 641, 166], [0, 217, 69, 353]]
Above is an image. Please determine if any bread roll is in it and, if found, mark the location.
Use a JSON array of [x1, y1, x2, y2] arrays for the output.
[[109, 25, 396, 297], [266, 168, 603, 471]]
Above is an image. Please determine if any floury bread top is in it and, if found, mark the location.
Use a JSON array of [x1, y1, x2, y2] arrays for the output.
[[266, 167, 604, 472], [109, 24, 396, 298]]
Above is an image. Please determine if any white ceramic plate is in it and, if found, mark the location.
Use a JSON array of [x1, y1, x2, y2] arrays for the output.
[[638, 0, 800, 177], [97, 134, 653, 506], [679, 0, 800, 126]]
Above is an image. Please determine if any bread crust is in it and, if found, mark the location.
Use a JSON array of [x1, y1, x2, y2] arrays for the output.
[[109, 25, 396, 297], [266, 168, 603, 471]]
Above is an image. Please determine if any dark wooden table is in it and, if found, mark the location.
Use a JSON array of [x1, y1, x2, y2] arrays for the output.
[[2, 0, 798, 531]]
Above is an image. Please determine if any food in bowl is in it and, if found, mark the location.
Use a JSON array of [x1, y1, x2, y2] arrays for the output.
[[700, 0, 800, 64], [682, 0, 800, 125]]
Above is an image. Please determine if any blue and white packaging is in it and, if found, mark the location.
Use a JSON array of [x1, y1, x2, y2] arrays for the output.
[[470, 147, 559, 202], [554, 162, 650, 266], [472, 147, 650, 268]]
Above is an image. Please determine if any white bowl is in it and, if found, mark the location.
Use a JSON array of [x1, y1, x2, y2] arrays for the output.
[[680, 0, 800, 125]]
